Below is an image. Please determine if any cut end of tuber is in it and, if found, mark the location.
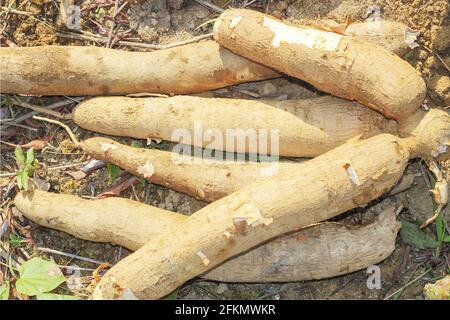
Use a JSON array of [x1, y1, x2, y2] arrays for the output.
[[136, 161, 155, 178], [196, 251, 210, 267]]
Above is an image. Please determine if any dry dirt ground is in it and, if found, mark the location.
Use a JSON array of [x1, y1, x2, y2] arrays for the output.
[[0, 0, 449, 300]]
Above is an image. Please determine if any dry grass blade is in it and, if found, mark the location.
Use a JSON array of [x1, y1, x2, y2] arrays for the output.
[[32, 116, 79, 146], [56, 32, 213, 50]]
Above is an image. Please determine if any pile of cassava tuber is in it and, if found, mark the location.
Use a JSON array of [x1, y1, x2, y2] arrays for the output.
[[2, 9, 449, 300]]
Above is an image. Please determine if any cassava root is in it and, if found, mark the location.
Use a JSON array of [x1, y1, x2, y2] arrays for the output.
[[74, 95, 397, 158], [1, 20, 414, 97], [90, 108, 449, 299], [78, 108, 448, 203], [213, 9, 426, 120], [80, 137, 300, 203], [74, 96, 447, 162], [80, 131, 416, 203], [14, 190, 400, 283], [0, 41, 278, 96], [344, 21, 416, 57]]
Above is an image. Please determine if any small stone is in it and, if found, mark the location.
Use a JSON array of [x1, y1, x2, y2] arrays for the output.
[[431, 25, 450, 52], [427, 75, 450, 106], [418, 50, 428, 60], [424, 275, 450, 300], [138, 26, 159, 41], [167, 0, 184, 10], [424, 56, 436, 69], [194, 5, 210, 19], [261, 82, 277, 96], [275, 1, 288, 12], [216, 283, 229, 294], [29, 3, 42, 15]]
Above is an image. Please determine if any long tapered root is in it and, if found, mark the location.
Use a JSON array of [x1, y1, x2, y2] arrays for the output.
[[13, 190, 400, 283], [0, 41, 278, 96], [213, 9, 426, 120], [91, 133, 410, 299], [74, 95, 398, 158], [1, 20, 414, 97]]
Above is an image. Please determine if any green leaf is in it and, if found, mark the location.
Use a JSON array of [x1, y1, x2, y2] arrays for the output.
[[21, 169, 29, 191], [16, 171, 23, 190], [443, 235, 450, 243], [403, 51, 414, 61], [15, 257, 66, 296], [93, 7, 106, 20], [135, 176, 147, 186], [106, 163, 121, 184], [0, 281, 10, 300], [9, 233, 21, 246], [15, 145, 25, 166], [36, 293, 81, 300], [33, 159, 40, 171], [26, 148, 34, 166], [435, 212, 444, 242], [2, 95, 12, 108], [162, 289, 178, 300], [131, 142, 141, 148], [401, 221, 438, 250]]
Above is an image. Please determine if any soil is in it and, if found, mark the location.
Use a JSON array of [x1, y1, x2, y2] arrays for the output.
[[1, 0, 449, 300]]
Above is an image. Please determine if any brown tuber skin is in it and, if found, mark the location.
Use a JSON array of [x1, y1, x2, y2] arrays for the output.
[[0, 20, 415, 97], [0, 41, 278, 96], [79, 108, 448, 202], [81, 137, 300, 203], [89, 105, 450, 299], [90, 108, 449, 299], [92, 135, 406, 299], [14, 191, 185, 251], [14, 190, 400, 283], [74, 95, 398, 158], [213, 9, 426, 120], [81, 135, 416, 201], [345, 21, 415, 57]]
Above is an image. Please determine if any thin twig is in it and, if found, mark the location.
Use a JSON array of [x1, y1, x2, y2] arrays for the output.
[[417, 0, 433, 13], [58, 265, 96, 272], [265, 0, 272, 13], [45, 162, 89, 171], [421, 45, 450, 73], [37, 247, 106, 265], [0, 5, 54, 30], [106, 0, 119, 48], [130, 183, 140, 202], [418, 160, 432, 189], [0, 162, 88, 178], [0, 98, 83, 131], [194, 0, 225, 13], [384, 0, 394, 10], [0, 6, 32, 17], [0, 122, 38, 131], [383, 268, 432, 300], [32, 116, 79, 146], [0, 0, 28, 34], [242, 0, 258, 8], [329, 277, 353, 296], [114, 0, 128, 18], [57, 31, 213, 49], [12, 99, 73, 120]]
